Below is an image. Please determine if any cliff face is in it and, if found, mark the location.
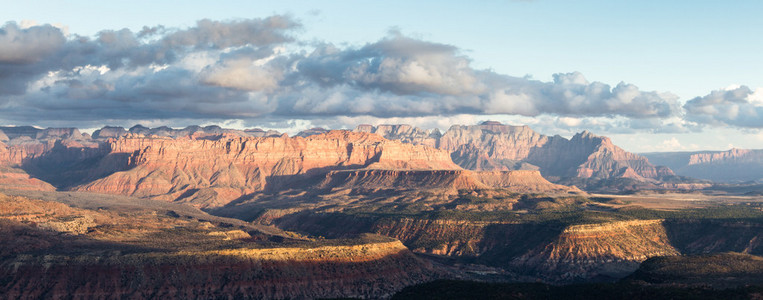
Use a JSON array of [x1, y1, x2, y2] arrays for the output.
[[74, 131, 460, 208], [0, 125, 581, 208], [2, 241, 440, 300], [508, 220, 679, 281], [357, 123, 673, 184], [273, 211, 763, 283], [316, 169, 577, 194], [273, 214, 684, 282]]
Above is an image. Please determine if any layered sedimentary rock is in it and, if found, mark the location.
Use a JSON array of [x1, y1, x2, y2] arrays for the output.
[[274, 214, 684, 282], [0, 192, 444, 299], [315, 169, 574, 194], [509, 220, 679, 281], [1, 241, 439, 299], [356, 122, 674, 183], [0, 124, 584, 207], [75, 131, 460, 208]]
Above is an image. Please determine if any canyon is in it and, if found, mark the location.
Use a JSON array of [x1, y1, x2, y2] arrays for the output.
[[0, 123, 761, 298]]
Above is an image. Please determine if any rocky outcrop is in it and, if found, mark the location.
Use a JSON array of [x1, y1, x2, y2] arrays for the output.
[[356, 122, 674, 185], [509, 220, 679, 281]]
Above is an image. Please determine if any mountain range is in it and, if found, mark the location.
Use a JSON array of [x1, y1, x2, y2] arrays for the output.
[[1, 122, 762, 298], [1, 121, 751, 202]]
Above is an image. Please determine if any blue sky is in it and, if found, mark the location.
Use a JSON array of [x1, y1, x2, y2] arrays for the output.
[[1, 0, 763, 152]]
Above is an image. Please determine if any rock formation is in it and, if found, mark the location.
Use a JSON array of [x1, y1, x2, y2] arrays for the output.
[[643, 148, 763, 182], [74, 131, 461, 208], [356, 122, 676, 190], [0, 192, 444, 299], [273, 214, 690, 282]]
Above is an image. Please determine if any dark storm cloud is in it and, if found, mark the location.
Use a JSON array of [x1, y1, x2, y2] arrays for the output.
[[683, 86, 763, 128], [0, 18, 681, 129]]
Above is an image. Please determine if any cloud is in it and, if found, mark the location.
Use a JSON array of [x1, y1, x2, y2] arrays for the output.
[[0, 18, 682, 131], [291, 34, 679, 119], [683, 85, 763, 128]]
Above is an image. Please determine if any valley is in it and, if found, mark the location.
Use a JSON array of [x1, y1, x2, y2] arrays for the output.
[[0, 123, 761, 298]]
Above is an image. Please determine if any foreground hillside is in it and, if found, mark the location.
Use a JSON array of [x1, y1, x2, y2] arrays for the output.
[[0, 192, 443, 299], [394, 253, 763, 299], [247, 193, 763, 283]]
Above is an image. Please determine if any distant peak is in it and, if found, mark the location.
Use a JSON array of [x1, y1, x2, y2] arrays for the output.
[[480, 121, 503, 125]]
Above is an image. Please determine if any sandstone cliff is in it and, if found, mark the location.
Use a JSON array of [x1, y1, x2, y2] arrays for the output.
[[508, 220, 679, 281], [356, 122, 675, 187], [273, 213, 686, 282], [316, 169, 577, 194], [1, 240, 440, 299], [74, 131, 460, 208]]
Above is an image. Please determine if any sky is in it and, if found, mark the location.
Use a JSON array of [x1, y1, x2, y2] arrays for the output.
[[1, 0, 763, 152]]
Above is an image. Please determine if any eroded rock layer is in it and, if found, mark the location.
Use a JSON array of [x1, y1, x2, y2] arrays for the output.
[[1, 241, 439, 299], [355, 122, 674, 183], [74, 131, 459, 207]]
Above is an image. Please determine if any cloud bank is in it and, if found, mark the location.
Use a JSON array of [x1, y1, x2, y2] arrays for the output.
[[684, 86, 763, 128], [0, 17, 740, 135]]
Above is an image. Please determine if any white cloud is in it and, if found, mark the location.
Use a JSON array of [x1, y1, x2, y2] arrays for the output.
[[684, 85, 763, 128]]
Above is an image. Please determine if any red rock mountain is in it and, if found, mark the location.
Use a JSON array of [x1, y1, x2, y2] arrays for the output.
[[0, 125, 583, 208], [0, 123, 677, 204], [74, 131, 461, 207], [355, 122, 674, 182]]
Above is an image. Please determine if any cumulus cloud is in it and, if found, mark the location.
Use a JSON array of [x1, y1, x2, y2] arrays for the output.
[[683, 85, 763, 128], [293, 34, 679, 119], [0, 18, 683, 131]]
